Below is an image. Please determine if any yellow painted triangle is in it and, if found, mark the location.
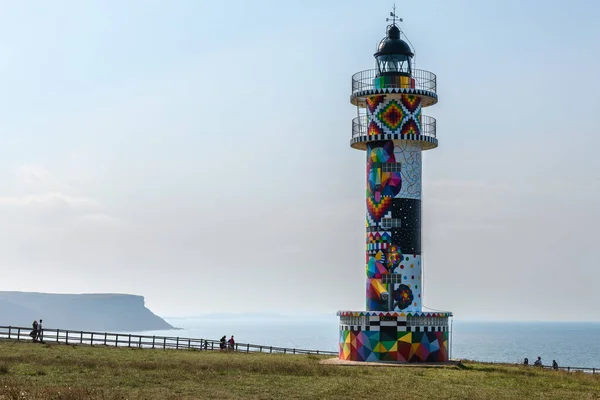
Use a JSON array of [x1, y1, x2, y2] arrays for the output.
[[387, 342, 397, 352], [409, 343, 420, 359], [399, 332, 412, 343], [374, 343, 387, 353]]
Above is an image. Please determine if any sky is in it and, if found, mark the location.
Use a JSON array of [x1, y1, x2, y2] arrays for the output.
[[1, 0, 599, 321]]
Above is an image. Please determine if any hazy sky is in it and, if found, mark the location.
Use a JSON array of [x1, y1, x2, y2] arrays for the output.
[[1, 0, 599, 321]]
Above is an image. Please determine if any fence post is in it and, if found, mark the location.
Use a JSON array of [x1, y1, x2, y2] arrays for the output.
[[188, 339, 191, 349], [91, 332, 94, 345], [593, 368, 595, 374], [138, 336, 142, 348], [270, 346, 272, 353], [293, 348, 296, 354], [211, 341, 214, 350], [66, 330, 69, 345], [115, 335, 119, 347], [163, 337, 166, 349], [8, 326, 11, 339], [17, 328, 20, 341], [56, 329, 59, 343], [128, 334, 131, 347], [152, 336, 155, 349], [317, 350, 320, 355], [568, 367, 570, 372], [260, 346, 262, 352], [284, 348, 286, 354], [80, 331, 83, 344], [176, 337, 179, 350], [247, 344, 249, 353], [104, 332, 107, 346]]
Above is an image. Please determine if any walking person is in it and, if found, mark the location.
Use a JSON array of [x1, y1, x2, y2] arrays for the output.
[[228, 335, 235, 351], [35, 319, 43, 343], [30, 320, 38, 342]]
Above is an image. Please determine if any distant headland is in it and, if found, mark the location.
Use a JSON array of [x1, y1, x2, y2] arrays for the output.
[[0, 291, 173, 332]]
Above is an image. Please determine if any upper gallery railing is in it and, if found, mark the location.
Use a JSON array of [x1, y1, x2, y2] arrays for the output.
[[351, 69, 437, 96]]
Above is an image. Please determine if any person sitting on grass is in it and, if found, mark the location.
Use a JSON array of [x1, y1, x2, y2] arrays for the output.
[[534, 356, 542, 367], [30, 320, 38, 342], [552, 360, 559, 370]]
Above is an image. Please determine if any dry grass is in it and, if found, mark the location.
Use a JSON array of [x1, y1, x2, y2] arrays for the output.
[[0, 340, 598, 399]]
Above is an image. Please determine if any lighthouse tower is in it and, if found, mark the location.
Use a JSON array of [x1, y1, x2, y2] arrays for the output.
[[337, 11, 452, 363]]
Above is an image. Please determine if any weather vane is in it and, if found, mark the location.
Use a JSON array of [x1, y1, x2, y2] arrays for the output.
[[386, 4, 403, 26]]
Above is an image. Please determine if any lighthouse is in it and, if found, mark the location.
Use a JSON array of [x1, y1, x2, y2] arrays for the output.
[[337, 10, 452, 363]]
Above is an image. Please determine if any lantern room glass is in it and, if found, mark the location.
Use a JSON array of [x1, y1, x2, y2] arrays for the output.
[[376, 54, 412, 76]]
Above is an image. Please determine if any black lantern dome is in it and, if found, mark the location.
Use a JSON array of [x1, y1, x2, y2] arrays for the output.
[[374, 25, 413, 77]]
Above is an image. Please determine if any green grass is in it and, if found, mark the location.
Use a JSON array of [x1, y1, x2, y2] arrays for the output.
[[0, 340, 598, 399]]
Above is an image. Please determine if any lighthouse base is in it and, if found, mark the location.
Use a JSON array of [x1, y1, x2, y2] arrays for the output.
[[337, 311, 452, 363]]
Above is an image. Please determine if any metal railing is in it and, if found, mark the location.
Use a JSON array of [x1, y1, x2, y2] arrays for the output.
[[352, 115, 436, 140], [0, 325, 337, 356], [351, 69, 437, 95]]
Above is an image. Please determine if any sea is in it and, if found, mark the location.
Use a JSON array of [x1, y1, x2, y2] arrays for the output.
[[121, 315, 600, 369]]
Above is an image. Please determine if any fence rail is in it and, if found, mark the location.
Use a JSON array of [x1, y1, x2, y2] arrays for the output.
[[0, 325, 337, 356]]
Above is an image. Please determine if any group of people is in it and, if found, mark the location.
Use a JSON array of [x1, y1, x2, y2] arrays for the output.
[[29, 319, 43, 342], [219, 335, 235, 351], [523, 357, 559, 370]]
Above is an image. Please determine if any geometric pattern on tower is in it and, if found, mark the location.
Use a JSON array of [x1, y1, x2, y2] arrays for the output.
[[367, 95, 423, 136], [339, 329, 449, 362], [366, 141, 401, 225]]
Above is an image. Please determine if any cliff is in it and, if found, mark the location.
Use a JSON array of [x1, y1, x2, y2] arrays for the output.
[[0, 291, 174, 332]]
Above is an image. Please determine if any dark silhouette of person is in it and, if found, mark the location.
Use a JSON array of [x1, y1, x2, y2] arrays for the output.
[[219, 335, 226, 350], [552, 360, 559, 370], [30, 320, 38, 342], [228, 335, 235, 351], [523, 357, 529, 366], [534, 356, 542, 367], [35, 319, 43, 342]]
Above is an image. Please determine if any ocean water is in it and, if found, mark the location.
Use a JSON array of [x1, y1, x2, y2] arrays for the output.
[[123, 316, 600, 369]]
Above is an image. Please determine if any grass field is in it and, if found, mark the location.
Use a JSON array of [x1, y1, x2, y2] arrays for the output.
[[0, 340, 598, 399]]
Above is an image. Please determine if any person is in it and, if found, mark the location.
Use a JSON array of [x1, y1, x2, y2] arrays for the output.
[[219, 335, 226, 351], [35, 319, 43, 342], [523, 357, 529, 366], [203, 340, 208, 350], [228, 335, 235, 351], [552, 360, 559, 370], [533, 356, 542, 367], [30, 320, 38, 342]]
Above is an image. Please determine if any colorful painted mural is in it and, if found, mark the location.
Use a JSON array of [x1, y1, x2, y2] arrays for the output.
[[365, 141, 422, 312], [366, 95, 422, 136], [339, 329, 448, 362], [372, 75, 416, 90]]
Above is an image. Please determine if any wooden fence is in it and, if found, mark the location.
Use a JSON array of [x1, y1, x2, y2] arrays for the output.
[[0, 325, 337, 356], [1, 325, 597, 374]]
